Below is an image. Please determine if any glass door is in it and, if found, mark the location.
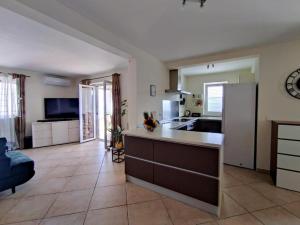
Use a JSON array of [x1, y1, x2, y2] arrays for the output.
[[79, 84, 96, 143], [98, 81, 113, 149]]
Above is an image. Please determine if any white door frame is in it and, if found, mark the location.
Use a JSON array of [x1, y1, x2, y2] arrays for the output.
[[79, 84, 96, 143]]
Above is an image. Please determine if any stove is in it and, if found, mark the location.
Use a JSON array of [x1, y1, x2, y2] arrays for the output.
[[172, 118, 191, 122]]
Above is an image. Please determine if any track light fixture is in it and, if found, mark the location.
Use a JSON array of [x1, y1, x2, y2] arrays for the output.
[[182, 0, 207, 8]]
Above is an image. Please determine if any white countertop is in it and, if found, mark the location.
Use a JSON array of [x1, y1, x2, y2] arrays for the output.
[[160, 117, 222, 129], [124, 127, 224, 148]]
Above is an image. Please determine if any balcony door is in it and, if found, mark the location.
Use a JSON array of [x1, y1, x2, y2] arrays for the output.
[[98, 81, 113, 149], [79, 84, 96, 143]]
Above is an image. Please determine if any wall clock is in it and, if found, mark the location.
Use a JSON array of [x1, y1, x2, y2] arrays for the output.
[[285, 68, 300, 99]]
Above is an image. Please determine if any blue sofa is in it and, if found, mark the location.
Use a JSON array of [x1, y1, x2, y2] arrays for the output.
[[0, 138, 35, 193]]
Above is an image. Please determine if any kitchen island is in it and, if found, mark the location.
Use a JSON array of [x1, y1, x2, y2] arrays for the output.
[[124, 127, 224, 216]]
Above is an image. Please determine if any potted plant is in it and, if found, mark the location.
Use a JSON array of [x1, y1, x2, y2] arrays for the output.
[[143, 112, 158, 132], [108, 125, 124, 149]]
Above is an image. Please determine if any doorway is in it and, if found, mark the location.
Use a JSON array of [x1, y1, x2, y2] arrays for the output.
[[79, 81, 113, 149], [79, 84, 96, 143], [98, 81, 113, 149]]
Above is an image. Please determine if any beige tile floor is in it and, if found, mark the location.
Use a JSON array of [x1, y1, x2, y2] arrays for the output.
[[0, 141, 300, 225]]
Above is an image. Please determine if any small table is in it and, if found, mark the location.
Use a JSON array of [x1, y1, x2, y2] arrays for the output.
[[111, 147, 125, 163]]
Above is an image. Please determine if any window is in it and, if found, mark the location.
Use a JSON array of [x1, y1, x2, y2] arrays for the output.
[[203, 82, 227, 116], [0, 75, 18, 118]]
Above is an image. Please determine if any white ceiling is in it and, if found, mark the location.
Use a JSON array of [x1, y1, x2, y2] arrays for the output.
[[53, 0, 300, 61], [181, 58, 256, 76], [0, 7, 128, 76]]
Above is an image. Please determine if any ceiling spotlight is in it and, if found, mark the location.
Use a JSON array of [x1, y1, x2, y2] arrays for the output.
[[182, 0, 207, 8]]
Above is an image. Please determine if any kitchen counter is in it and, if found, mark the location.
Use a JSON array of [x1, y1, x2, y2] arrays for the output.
[[124, 127, 223, 148], [160, 116, 222, 131], [124, 127, 224, 216]]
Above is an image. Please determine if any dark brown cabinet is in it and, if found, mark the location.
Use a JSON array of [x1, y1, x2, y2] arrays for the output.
[[193, 119, 222, 133], [125, 135, 220, 207], [125, 157, 153, 183], [154, 165, 219, 206], [153, 141, 219, 176], [125, 136, 153, 160]]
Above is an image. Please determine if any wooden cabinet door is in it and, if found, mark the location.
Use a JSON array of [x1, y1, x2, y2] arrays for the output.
[[125, 136, 153, 160], [154, 141, 219, 177], [154, 164, 219, 206], [125, 157, 154, 183]]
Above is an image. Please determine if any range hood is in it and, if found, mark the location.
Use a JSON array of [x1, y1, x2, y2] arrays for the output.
[[165, 69, 192, 95]]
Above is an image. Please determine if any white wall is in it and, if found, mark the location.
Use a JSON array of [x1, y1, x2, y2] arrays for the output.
[[135, 51, 170, 122], [0, 66, 77, 136], [167, 38, 300, 171], [184, 69, 255, 114]]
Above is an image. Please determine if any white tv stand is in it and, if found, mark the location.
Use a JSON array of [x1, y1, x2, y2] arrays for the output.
[[32, 120, 79, 148]]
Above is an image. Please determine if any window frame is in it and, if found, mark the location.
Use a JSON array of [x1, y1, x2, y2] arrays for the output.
[[203, 81, 227, 117], [0, 77, 19, 118]]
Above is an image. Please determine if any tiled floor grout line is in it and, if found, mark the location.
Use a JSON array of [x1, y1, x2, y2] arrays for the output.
[[4, 193, 58, 225], [35, 165, 84, 225], [279, 206, 300, 220], [247, 184, 280, 208], [250, 211, 268, 225], [281, 204, 300, 220], [160, 198, 175, 225], [220, 180, 282, 224], [224, 180, 280, 211], [125, 180, 130, 225], [88, 203, 127, 212], [222, 192, 249, 216], [0, 192, 61, 225], [82, 149, 107, 225]]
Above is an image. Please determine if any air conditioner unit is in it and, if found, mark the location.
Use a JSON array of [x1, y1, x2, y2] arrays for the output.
[[44, 76, 71, 87]]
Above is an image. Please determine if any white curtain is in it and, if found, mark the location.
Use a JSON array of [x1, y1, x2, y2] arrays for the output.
[[0, 74, 18, 149]]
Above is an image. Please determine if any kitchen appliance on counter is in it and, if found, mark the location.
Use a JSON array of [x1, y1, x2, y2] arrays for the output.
[[183, 110, 191, 117], [223, 83, 257, 169], [191, 113, 201, 117]]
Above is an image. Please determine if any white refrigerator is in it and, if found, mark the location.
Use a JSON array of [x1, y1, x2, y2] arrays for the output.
[[222, 83, 257, 169]]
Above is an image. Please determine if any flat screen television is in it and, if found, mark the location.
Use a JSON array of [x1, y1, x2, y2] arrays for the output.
[[44, 98, 79, 119]]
